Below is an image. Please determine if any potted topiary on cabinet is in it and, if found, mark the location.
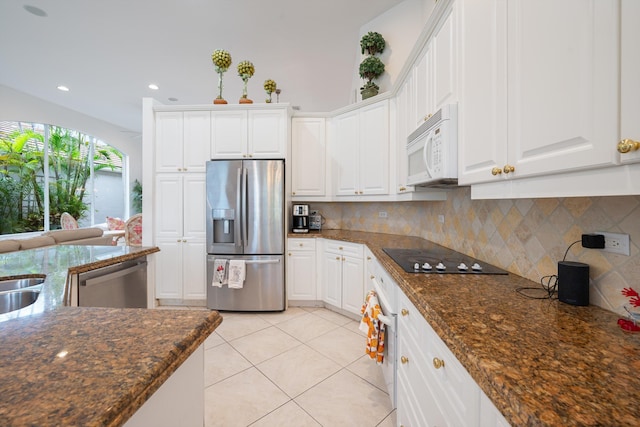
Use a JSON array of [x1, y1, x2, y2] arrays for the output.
[[359, 56, 385, 100], [358, 31, 386, 100]]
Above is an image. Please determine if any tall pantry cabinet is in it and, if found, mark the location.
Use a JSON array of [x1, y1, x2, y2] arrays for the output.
[[153, 111, 209, 301]]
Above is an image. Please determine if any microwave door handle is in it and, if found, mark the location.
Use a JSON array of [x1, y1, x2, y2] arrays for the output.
[[235, 167, 242, 247], [423, 132, 435, 178]]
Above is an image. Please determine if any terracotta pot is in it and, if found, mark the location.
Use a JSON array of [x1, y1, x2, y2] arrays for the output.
[[213, 98, 228, 105], [239, 97, 253, 104]]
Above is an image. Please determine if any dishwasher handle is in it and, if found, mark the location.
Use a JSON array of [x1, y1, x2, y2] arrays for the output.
[[82, 262, 147, 287]]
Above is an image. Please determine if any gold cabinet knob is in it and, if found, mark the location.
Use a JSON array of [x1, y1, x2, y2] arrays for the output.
[[401, 308, 409, 316], [367, 256, 371, 260], [370, 275, 375, 279], [491, 167, 502, 176], [433, 357, 445, 369], [292, 191, 296, 195], [299, 243, 303, 247], [503, 164, 515, 174], [183, 168, 187, 171], [401, 356, 409, 364], [338, 246, 343, 250], [335, 256, 340, 260], [288, 253, 291, 256], [618, 139, 640, 154], [354, 191, 358, 195], [342, 257, 346, 261], [424, 113, 433, 122], [399, 186, 407, 192]]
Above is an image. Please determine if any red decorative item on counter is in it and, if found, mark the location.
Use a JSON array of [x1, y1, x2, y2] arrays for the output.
[[619, 287, 640, 333]]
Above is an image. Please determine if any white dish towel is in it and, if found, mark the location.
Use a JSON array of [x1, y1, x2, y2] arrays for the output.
[[227, 260, 246, 289], [211, 259, 228, 287]]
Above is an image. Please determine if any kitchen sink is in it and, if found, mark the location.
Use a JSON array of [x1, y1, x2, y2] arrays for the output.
[[0, 289, 41, 314], [0, 277, 45, 292]]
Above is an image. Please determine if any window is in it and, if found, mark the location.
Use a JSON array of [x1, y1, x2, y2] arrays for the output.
[[0, 121, 125, 234]]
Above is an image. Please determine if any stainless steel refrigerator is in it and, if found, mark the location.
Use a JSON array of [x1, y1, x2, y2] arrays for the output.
[[206, 159, 285, 311]]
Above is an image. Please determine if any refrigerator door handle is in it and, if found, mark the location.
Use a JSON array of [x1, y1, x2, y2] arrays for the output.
[[242, 167, 248, 249], [244, 259, 280, 265], [235, 167, 242, 247]]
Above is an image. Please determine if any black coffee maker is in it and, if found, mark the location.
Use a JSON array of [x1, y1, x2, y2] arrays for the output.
[[292, 204, 310, 233]]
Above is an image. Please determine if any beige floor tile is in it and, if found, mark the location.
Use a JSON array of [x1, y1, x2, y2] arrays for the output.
[[306, 326, 366, 367], [249, 401, 320, 427], [311, 307, 357, 326], [376, 409, 397, 427], [276, 312, 340, 342], [204, 331, 225, 349], [257, 306, 308, 325], [347, 354, 389, 393], [257, 344, 341, 398], [204, 367, 290, 427], [230, 325, 302, 365], [214, 312, 272, 341], [343, 319, 368, 336], [295, 370, 393, 427], [204, 342, 252, 386]]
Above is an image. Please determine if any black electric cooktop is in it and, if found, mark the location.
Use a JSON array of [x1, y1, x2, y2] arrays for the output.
[[383, 246, 508, 275]]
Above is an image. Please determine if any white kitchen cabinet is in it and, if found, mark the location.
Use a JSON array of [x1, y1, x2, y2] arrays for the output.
[[412, 4, 458, 131], [480, 390, 511, 427], [291, 118, 326, 197], [211, 108, 287, 159], [331, 100, 389, 197], [459, 0, 621, 186], [397, 289, 480, 427], [154, 174, 207, 300], [619, 0, 640, 165], [287, 238, 318, 301], [155, 111, 210, 173], [321, 240, 364, 315]]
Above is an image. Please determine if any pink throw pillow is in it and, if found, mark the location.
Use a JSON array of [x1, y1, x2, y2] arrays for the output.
[[106, 216, 125, 231]]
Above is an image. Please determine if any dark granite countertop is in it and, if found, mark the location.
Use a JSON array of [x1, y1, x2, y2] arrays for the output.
[[0, 245, 222, 426], [289, 230, 640, 426]]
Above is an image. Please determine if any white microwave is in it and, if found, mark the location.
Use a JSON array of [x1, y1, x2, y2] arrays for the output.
[[406, 104, 458, 188]]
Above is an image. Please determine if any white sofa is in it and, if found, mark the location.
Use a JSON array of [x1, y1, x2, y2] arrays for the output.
[[0, 228, 114, 253]]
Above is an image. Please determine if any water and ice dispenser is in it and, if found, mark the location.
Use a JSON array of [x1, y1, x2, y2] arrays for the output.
[[212, 209, 235, 244]]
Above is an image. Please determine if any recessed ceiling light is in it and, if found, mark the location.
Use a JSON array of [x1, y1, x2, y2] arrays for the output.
[[23, 5, 47, 17], [148, 84, 159, 90], [57, 85, 70, 92], [168, 97, 178, 102]]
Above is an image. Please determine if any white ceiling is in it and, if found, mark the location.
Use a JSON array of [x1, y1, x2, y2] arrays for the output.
[[0, 0, 406, 133]]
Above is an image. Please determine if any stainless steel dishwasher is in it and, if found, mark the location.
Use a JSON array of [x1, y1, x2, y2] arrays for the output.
[[77, 257, 147, 308]]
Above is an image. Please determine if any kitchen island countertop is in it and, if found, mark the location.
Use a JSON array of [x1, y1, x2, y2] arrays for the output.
[[0, 245, 222, 426], [290, 230, 640, 426]]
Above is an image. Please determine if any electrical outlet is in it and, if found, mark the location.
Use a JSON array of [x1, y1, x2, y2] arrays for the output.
[[596, 231, 630, 256], [438, 215, 445, 224], [378, 211, 388, 218]]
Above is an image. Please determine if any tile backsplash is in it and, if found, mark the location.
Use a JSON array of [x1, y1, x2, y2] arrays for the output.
[[310, 188, 640, 315]]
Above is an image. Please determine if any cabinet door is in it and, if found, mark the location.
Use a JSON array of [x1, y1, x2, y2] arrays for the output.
[[155, 238, 183, 299], [182, 238, 206, 299], [182, 174, 206, 237], [155, 175, 183, 238], [332, 111, 360, 196], [507, 0, 619, 176], [395, 80, 412, 193], [211, 110, 248, 158], [322, 251, 342, 307], [620, 0, 640, 165], [458, 0, 508, 185], [291, 118, 326, 196], [414, 46, 433, 128], [287, 250, 317, 300], [341, 255, 364, 315], [155, 112, 184, 173], [248, 109, 286, 158], [183, 111, 211, 172], [359, 101, 389, 195], [432, 5, 458, 111]]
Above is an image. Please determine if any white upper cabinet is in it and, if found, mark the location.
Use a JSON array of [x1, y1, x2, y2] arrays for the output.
[[619, 0, 640, 165], [459, 0, 623, 185], [331, 100, 389, 197], [155, 111, 211, 173], [211, 108, 287, 159], [291, 118, 326, 197]]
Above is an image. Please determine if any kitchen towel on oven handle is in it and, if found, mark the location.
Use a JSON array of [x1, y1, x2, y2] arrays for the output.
[[360, 290, 386, 364]]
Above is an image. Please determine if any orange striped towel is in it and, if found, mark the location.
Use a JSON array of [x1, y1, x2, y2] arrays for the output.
[[359, 290, 385, 364]]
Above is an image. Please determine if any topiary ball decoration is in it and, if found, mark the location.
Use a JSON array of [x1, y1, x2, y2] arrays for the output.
[[211, 49, 232, 73]]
